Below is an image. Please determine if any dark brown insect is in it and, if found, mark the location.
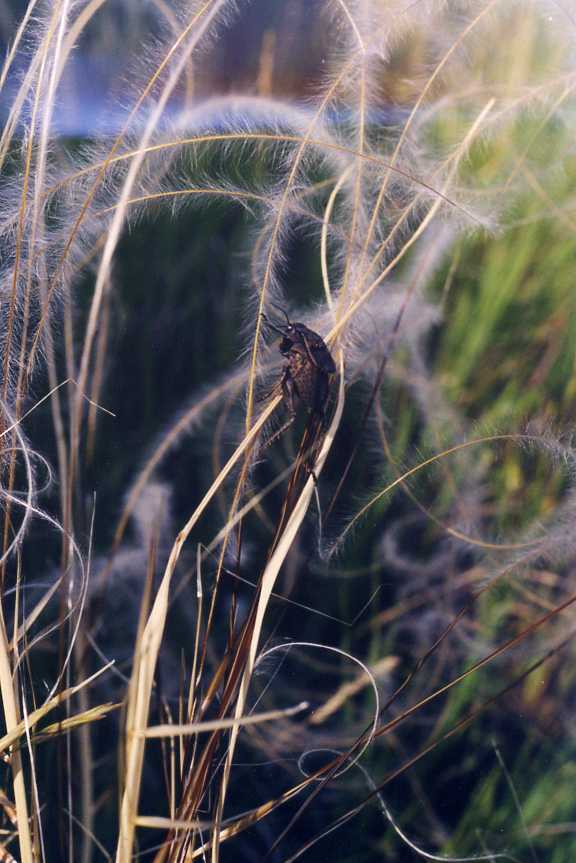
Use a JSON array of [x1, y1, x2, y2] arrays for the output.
[[261, 308, 336, 496], [263, 309, 336, 429]]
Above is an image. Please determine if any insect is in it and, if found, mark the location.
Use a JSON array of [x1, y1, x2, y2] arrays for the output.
[[263, 309, 336, 435]]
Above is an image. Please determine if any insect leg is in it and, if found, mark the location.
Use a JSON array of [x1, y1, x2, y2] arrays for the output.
[[260, 369, 297, 450], [282, 368, 299, 418]]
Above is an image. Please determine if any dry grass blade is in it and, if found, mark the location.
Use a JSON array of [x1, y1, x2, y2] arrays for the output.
[[209, 362, 345, 861], [135, 816, 206, 831], [0, 614, 32, 862], [35, 703, 120, 739], [0, 663, 113, 755], [142, 700, 308, 738], [116, 398, 277, 863], [310, 656, 398, 725]]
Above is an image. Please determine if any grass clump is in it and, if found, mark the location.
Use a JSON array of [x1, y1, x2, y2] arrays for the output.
[[0, 1, 575, 860]]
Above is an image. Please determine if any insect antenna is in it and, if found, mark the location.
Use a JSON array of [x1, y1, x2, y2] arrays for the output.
[[260, 311, 288, 337], [269, 301, 293, 326]]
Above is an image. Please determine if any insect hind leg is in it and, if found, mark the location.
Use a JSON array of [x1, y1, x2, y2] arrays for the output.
[[260, 415, 296, 451], [260, 370, 298, 451]]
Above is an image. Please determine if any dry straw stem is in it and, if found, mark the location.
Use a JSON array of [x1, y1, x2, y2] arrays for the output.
[[141, 700, 309, 738], [208, 365, 345, 862], [182, 615, 545, 863], [3, 0, 78, 461], [203, 458, 306, 556], [0, 612, 32, 863], [136, 816, 206, 832], [36, 702, 119, 738], [116, 397, 277, 863], [310, 655, 398, 725], [0, 663, 112, 755], [14, 577, 62, 660]]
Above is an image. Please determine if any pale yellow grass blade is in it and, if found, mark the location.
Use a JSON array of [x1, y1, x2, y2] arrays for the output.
[[116, 397, 278, 863], [210, 362, 345, 862], [37, 703, 119, 738], [142, 700, 308, 738], [0, 663, 113, 754]]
